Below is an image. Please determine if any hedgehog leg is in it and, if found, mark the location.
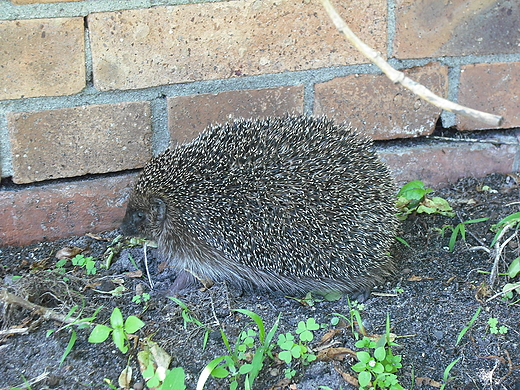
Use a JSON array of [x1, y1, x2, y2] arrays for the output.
[[165, 270, 199, 295], [349, 288, 372, 303]]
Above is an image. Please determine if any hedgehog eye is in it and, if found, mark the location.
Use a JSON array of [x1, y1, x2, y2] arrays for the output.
[[134, 211, 145, 222]]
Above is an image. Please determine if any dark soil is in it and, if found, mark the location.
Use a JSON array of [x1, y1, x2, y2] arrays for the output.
[[1, 173, 519, 390]]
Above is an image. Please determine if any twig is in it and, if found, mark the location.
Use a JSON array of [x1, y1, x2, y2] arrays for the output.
[[143, 241, 155, 290], [0, 327, 29, 336], [320, 0, 503, 127], [426, 135, 519, 146], [0, 372, 49, 390], [490, 226, 516, 286], [456, 211, 488, 248], [486, 282, 520, 302], [0, 288, 76, 324], [467, 245, 491, 254]]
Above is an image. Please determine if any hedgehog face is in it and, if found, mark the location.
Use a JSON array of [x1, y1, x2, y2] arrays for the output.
[[121, 191, 167, 241]]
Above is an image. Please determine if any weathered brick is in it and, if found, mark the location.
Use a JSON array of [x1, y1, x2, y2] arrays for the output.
[[0, 173, 136, 247], [379, 137, 518, 188], [88, 0, 386, 91], [7, 101, 152, 184], [457, 62, 520, 130], [314, 63, 448, 140], [394, 0, 520, 59], [168, 86, 304, 145], [0, 18, 85, 100]]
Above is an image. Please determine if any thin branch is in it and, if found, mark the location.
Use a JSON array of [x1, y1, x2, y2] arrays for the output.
[[486, 282, 520, 302], [490, 227, 516, 286], [426, 136, 518, 146], [320, 0, 503, 127], [0, 288, 75, 324]]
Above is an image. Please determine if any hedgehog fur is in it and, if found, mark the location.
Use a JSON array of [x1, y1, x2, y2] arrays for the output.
[[121, 115, 398, 301]]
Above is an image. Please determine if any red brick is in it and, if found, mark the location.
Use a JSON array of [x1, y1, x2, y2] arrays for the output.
[[168, 86, 304, 145], [7, 101, 152, 184], [380, 138, 517, 188], [457, 62, 520, 130], [88, 0, 386, 91], [0, 18, 85, 100], [314, 63, 448, 140], [0, 173, 137, 247], [394, 0, 520, 59]]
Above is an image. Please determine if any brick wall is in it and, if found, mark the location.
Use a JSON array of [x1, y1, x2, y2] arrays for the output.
[[1, 0, 519, 246]]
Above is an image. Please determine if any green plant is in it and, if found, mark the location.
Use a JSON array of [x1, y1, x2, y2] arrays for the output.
[[396, 180, 454, 220], [136, 338, 186, 390], [437, 217, 489, 252], [10, 375, 34, 390], [455, 307, 481, 346], [46, 304, 103, 366], [56, 254, 97, 275], [198, 310, 280, 390], [132, 292, 151, 304], [88, 307, 145, 353], [276, 318, 321, 378], [439, 357, 461, 390], [487, 317, 508, 334], [351, 314, 405, 390], [490, 212, 520, 246], [331, 298, 366, 340], [142, 363, 186, 390], [103, 235, 158, 269], [168, 297, 212, 350]]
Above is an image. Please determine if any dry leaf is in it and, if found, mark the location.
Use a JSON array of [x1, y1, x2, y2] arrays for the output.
[[125, 270, 143, 278], [320, 328, 342, 344], [55, 246, 84, 260], [118, 365, 132, 389], [416, 376, 442, 387], [317, 346, 357, 361], [334, 366, 359, 387]]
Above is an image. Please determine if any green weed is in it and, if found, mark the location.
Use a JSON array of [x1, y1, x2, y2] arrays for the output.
[[88, 307, 145, 354], [487, 317, 508, 335], [56, 254, 97, 275], [351, 314, 405, 390], [168, 296, 211, 350], [396, 180, 454, 220], [437, 217, 489, 251]]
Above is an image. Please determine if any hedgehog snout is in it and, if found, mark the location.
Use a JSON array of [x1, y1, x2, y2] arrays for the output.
[[120, 206, 146, 237]]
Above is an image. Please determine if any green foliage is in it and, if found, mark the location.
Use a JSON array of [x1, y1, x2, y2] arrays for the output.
[[508, 256, 520, 278], [199, 310, 280, 390], [331, 298, 366, 340], [439, 357, 461, 390], [437, 217, 489, 252], [46, 304, 103, 366], [487, 317, 508, 335], [455, 307, 481, 346], [143, 364, 186, 390], [88, 307, 145, 354], [276, 318, 320, 378], [103, 235, 158, 269], [56, 254, 97, 275], [490, 211, 520, 246], [168, 297, 211, 350], [396, 180, 454, 220], [132, 292, 151, 304], [351, 315, 405, 390]]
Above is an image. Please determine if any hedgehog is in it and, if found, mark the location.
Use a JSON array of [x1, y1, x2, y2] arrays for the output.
[[120, 115, 398, 301]]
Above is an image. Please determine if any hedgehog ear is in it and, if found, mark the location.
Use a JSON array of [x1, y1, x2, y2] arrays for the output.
[[152, 197, 167, 224]]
